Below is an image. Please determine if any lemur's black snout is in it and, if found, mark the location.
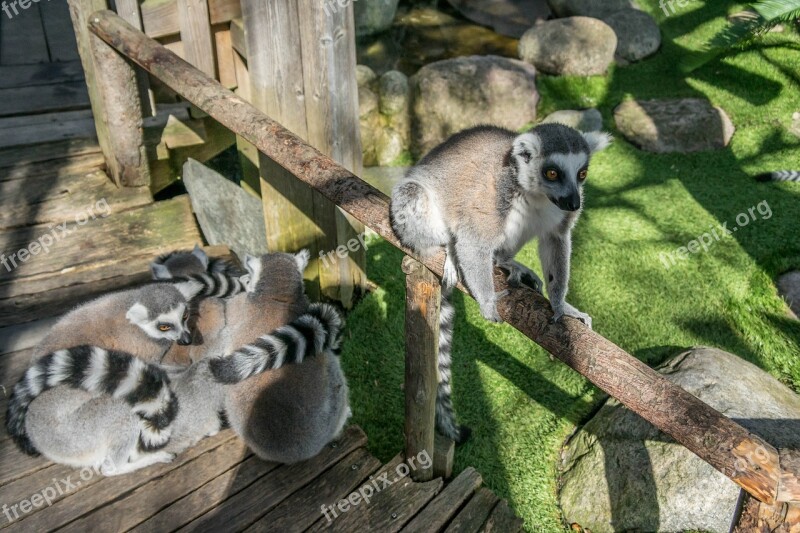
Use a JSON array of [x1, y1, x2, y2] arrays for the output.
[[551, 194, 581, 212], [178, 332, 192, 345]]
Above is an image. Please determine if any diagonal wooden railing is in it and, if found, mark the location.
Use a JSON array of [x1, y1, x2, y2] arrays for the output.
[[81, 8, 799, 508]]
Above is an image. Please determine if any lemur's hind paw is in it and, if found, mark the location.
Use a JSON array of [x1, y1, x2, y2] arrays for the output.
[[550, 304, 592, 329], [500, 261, 542, 293]]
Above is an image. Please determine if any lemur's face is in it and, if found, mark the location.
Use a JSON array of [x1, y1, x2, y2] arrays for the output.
[[127, 302, 193, 344], [511, 124, 612, 212]]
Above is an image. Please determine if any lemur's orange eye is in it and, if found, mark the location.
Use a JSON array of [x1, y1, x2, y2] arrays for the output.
[[544, 169, 559, 181], [578, 169, 588, 181], [158, 324, 172, 332]]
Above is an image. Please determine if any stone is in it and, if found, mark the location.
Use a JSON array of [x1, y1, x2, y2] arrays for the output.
[[410, 55, 539, 157], [445, 0, 551, 38], [541, 108, 602, 132], [559, 346, 800, 533], [376, 128, 407, 166], [378, 70, 409, 116], [603, 8, 661, 62], [353, 0, 400, 37], [518, 17, 617, 76], [778, 271, 800, 319], [356, 65, 378, 88], [182, 159, 267, 259], [614, 98, 735, 153], [791, 111, 800, 138], [547, 0, 637, 18]]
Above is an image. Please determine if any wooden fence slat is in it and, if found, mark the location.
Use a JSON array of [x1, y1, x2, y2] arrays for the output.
[[85, 11, 800, 504], [177, 0, 216, 78], [403, 467, 483, 532]]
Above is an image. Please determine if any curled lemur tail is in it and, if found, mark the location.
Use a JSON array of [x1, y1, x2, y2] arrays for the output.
[[209, 303, 344, 384], [435, 290, 471, 445], [6, 346, 177, 456], [755, 170, 800, 182], [175, 272, 249, 299]]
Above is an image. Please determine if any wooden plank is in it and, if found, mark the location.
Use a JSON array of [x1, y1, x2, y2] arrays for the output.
[[67, 0, 149, 186], [90, 11, 799, 504], [0, 169, 152, 230], [229, 16, 244, 58], [478, 500, 523, 533], [0, 196, 202, 325], [0, 115, 96, 150], [130, 454, 281, 532], [177, 0, 216, 79], [0, 109, 94, 130], [61, 438, 251, 532], [443, 488, 499, 533], [0, 437, 51, 488], [0, 151, 104, 182], [178, 425, 367, 532], [0, 81, 90, 117], [5, 431, 236, 531], [0, 138, 100, 171], [401, 256, 439, 482], [214, 26, 235, 88], [249, 447, 382, 532], [141, 0, 241, 39], [403, 467, 483, 533], [39, 0, 80, 61], [0, 61, 84, 89], [306, 454, 443, 532], [0, 3, 49, 65]]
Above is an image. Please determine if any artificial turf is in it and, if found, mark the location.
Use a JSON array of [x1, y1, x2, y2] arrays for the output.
[[340, 2, 800, 530]]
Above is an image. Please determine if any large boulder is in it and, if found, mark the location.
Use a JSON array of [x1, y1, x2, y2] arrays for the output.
[[541, 108, 603, 132], [547, 0, 637, 18], [518, 17, 617, 76], [614, 98, 735, 152], [410, 55, 539, 157], [354, 0, 400, 37], [603, 8, 661, 62], [559, 347, 800, 533]]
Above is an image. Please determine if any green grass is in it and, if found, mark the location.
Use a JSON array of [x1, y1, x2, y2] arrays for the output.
[[342, 2, 800, 530]]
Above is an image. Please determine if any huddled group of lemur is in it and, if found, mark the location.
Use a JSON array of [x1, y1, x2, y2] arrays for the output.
[[8, 121, 788, 475]]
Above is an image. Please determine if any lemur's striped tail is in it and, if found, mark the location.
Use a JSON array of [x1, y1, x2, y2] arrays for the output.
[[6, 346, 177, 456], [755, 170, 800, 182], [210, 303, 344, 384], [435, 291, 471, 444], [176, 272, 249, 299]]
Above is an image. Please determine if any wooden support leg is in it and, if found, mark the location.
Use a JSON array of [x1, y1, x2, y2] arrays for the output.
[[402, 256, 454, 481], [67, 0, 150, 187]]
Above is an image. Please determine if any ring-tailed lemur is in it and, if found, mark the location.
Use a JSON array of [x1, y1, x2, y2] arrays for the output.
[[755, 170, 800, 182], [6, 305, 342, 472], [390, 123, 611, 443], [150, 244, 247, 279]]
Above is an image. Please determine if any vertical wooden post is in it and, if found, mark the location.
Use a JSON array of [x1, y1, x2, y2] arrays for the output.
[[402, 256, 455, 481], [241, 0, 366, 307], [68, 0, 150, 187], [113, 0, 155, 116]]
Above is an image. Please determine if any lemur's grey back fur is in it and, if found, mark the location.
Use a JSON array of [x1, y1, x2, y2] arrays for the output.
[[755, 170, 800, 182]]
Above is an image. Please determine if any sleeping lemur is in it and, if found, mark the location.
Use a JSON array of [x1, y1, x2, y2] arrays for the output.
[[390, 123, 611, 442]]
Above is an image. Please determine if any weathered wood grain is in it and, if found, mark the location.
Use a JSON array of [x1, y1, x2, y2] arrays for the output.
[[0, 82, 90, 118], [0, 4, 49, 65], [114, 0, 155, 116], [0, 139, 101, 172], [403, 467, 483, 533], [177, 0, 215, 79], [178, 425, 368, 531], [141, 0, 240, 39], [87, 11, 799, 504], [214, 25, 235, 88], [0, 114, 96, 150], [478, 499, 523, 533], [443, 487, 498, 533], [130, 454, 281, 532], [0, 61, 84, 90], [402, 256, 440, 482], [249, 447, 381, 532], [40, 0, 80, 62]]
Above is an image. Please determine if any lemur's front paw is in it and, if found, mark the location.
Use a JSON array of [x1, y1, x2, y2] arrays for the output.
[[501, 261, 542, 293], [550, 303, 592, 329], [479, 291, 508, 323]]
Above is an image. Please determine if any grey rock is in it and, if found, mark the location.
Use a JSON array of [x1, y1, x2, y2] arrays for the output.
[[376, 128, 407, 166], [778, 271, 800, 319], [614, 98, 735, 153], [541, 108, 602, 132], [547, 0, 637, 18], [603, 8, 661, 62], [356, 65, 378, 88], [378, 70, 409, 116], [182, 159, 268, 260], [559, 346, 800, 533], [410, 55, 539, 157], [354, 0, 400, 37], [518, 17, 617, 76], [445, 0, 551, 38]]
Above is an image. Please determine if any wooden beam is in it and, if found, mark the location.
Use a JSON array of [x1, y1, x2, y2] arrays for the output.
[[68, 0, 150, 186], [86, 11, 800, 504], [113, 0, 155, 115]]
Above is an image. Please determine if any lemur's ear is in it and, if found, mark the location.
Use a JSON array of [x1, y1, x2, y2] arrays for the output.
[[583, 131, 613, 154], [244, 254, 262, 292], [191, 244, 209, 269], [173, 279, 205, 300], [126, 302, 149, 325], [150, 262, 171, 280], [511, 132, 541, 165], [294, 249, 310, 273]]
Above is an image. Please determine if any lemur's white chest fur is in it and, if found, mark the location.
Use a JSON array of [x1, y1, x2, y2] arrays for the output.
[[500, 193, 565, 255]]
